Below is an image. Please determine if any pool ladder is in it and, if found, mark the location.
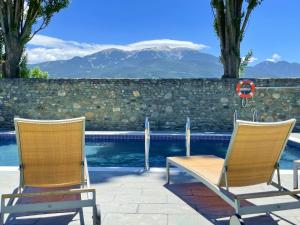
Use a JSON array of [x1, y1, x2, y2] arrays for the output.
[[186, 117, 191, 157], [145, 117, 150, 171], [144, 117, 190, 170], [233, 109, 258, 126]]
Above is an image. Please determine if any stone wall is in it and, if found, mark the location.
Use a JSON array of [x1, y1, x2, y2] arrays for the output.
[[0, 78, 299, 131]]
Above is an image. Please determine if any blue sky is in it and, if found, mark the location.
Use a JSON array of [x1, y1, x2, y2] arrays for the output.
[[27, 0, 300, 64]]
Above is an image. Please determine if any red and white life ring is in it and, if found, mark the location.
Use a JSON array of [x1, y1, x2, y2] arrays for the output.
[[236, 80, 255, 99]]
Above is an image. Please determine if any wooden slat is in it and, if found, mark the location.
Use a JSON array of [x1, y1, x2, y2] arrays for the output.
[[168, 155, 224, 185]]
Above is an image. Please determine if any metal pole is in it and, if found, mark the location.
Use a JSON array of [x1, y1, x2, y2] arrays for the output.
[[233, 110, 238, 127], [293, 163, 299, 189], [166, 160, 170, 184], [253, 109, 258, 122], [186, 117, 190, 157], [145, 117, 150, 170], [1, 196, 5, 225]]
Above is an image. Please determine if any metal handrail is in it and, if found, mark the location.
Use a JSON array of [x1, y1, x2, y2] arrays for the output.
[[233, 110, 238, 127], [252, 109, 258, 122], [144, 117, 150, 170], [233, 109, 258, 125], [186, 117, 191, 157]]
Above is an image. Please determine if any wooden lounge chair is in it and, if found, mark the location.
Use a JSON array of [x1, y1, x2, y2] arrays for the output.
[[167, 119, 300, 225], [0, 117, 101, 225]]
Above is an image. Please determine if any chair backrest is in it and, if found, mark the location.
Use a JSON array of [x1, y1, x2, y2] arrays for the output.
[[15, 117, 85, 188], [219, 119, 296, 187]]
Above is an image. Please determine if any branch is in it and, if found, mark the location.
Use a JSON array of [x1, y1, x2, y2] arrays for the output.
[[225, 0, 233, 43], [20, 1, 41, 43], [240, 6, 252, 39], [0, 1, 6, 34], [240, 0, 262, 40], [0, 1, 9, 43], [27, 19, 46, 41], [6, 0, 12, 40], [14, 0, 23, 33], [211, 0, 226, 49], [20, 0, 24, 29]]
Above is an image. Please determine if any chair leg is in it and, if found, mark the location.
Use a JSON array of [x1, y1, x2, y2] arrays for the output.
[[230, 214, 244, 225], [293, 165, 298, 189], [0, 198, 4, 225], [93, 205, 101, 225], [166, 161, 170, 184], [93, 206, 96, 225], [0, 212, 4, 225], [79, 208, 84, 225]]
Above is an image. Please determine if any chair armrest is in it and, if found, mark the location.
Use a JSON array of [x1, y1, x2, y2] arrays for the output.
[[1, 188, 95, 199]]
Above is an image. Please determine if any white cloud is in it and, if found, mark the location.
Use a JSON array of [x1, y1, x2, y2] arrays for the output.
[[128, 39, 205, 50], [248, 57, 258, 63], [27, 34, 208, 64], [241, 56, 258, 64], [266, 53, 281, 62]]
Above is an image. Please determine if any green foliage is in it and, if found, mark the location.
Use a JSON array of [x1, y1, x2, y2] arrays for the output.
[[20, 55, 31, 78], [0, 0, 70, 77], [0, 29, 4, 77], [240, 50, 253, 76], [18, 55, 48, 78], [30, 67, 48, 79], [41, 0, 70, 22], [213, 18, 219, 37], [25, 0, 70, 42], [247, 0, 263, 10], [0, 31, 3, 62]]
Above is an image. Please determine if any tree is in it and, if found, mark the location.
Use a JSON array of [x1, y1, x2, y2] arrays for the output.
[[20, 54, 30, 78], [0, 29, 4, 77], [30, 66, 48, 78], [211, 0, 263, 78], [18, 54, 48, 78], [0, 0, 69, 78], [239, 49, 253, 76]]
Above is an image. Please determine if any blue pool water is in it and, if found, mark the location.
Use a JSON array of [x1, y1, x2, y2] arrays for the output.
[[0, 137, 300, 169]]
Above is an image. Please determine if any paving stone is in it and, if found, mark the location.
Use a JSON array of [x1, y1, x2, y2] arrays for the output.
[[96, 194, 115, 203], [122, 182, 165, 189], [103, 213, 167, 225], [142, 188, 172, 196], [96, 187, 143, 195], [138, 203, 198, 214], [3, 209, 95, 225], [100, 203, 138, 213], [168, 214, 213, 225], [167, 194, 188, 204], [1, 170, 300, 225], [115, 195, 168, 204]]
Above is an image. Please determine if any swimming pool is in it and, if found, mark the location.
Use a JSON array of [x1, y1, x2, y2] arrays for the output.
[[0, 133, 299, 169]]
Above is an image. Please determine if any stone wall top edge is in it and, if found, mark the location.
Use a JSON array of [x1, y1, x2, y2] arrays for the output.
[[0, 77, 299, 81]]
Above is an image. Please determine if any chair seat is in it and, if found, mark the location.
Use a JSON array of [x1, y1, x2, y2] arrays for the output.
[[168, 155, 224, 185]]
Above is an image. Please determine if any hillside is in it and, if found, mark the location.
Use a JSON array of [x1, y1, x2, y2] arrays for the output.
[[31, 48, 300, 78]]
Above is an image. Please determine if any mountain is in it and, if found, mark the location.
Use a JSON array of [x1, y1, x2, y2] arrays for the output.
[[245, 61, 300, 77], [30, 48, 223, 78], [30, 48, 300, 78]]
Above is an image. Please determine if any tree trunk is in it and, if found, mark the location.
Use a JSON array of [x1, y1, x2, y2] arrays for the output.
[[222, 51, 240, 78], [3, 40, 23, 78], [213, 0, 242, 79], [221, 11, 241, 78]]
